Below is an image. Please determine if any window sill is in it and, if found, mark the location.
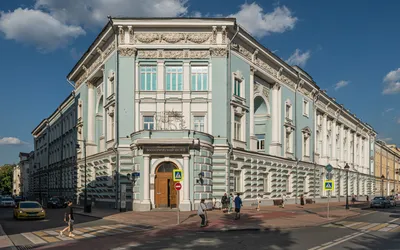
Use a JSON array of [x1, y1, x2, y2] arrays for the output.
[[303, 113, 309, 118]]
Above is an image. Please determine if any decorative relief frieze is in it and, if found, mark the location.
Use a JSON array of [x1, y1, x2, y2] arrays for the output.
[[210, 47, 227, 57], [254, 83, 270, 99], [255, 58, 277, 77], [221, 26, 227, 44], [128, 26, 134, 44], [119, 47, 137, 57], [212, 26, 217, 44], [133, 32, 212, 44], [119, 26, 125, 44], [137, 49, 210, 59]]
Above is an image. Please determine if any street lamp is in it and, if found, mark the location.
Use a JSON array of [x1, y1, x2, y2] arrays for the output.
[[76, 139, 89, 213], [381, 175, 385, 197], [344, 163, 350, 209]]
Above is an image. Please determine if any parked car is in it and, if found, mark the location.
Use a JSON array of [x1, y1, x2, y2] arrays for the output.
[[13, 201, 46, 220], [0, 197, 15, 207], [47, 197, 67, 208], [370, 196, 391, 208], [387, 196, 397, 207]]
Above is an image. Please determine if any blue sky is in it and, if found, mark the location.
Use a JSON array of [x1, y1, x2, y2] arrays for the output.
[[0, 0, 399, 165]]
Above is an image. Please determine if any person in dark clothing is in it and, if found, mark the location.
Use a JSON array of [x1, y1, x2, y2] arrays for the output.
[[234, 193, 242, 220], [221, 193, 228, 212], [59, 201, 75, 237]]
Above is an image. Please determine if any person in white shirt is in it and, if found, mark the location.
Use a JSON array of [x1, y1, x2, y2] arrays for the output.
[[197, 199, 207, 227]]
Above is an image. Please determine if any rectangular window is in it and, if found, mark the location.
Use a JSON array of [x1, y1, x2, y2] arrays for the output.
[[140, 66, 157, 91], [234, 115, 242, 140], [193, 116, 205, 132], [143, 116, 155, 130], [303, 135, 309, 156], [234, 170, 242, 192], [256, 134, 265, 150], [303, 100, 309, 116], [234, 79, 241, 96], [166, 66, 183, 91], [286, 105, 291, 119], [191, 66, 208, 91]]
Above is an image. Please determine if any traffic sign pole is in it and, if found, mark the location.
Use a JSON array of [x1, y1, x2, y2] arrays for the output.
[[327, 191, 330, 219], [177, 189, 180, 225], [174, 182, 182, 225]]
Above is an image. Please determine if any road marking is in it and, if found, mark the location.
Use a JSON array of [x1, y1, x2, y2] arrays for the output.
[[351, 222, 370, 229], [41, 236, 60, 243], [314, 232, 366, 250], [33, 231, 47, 237], [345, 222, 363, 228], [56, 236, 73, 241], [369, 223, 388, 231], [81, 233, 96, 238], [43, 230, 59, 236], [71, 230, 84, 235], [388, 218, 399, 223], [358, 211, 376, 217], [21, 232, 47, 244], [359, 223, 379, 230]]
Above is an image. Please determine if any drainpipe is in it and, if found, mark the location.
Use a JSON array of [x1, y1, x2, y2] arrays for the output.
[[225, 24, 240, 195], [108, 16, 120, 210], [294, 74, 299, 204], [312, 90, 320, 202]]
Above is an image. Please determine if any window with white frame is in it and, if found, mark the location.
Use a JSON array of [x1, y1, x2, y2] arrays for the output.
[[109, 114, 114, 140], [285, 103, 292, 119], [285, 130, 292, 153], [234, 114, 242, 141], [303, 100, 309, 116], [140, 66, 157, 91], [191, 66, 208, 91], [193, 116, 205, 132], [143, 116, 155, 130], [327, 134, 332, 158], [316, 131, 321, 153], [303, 133, 310, 157], [166, 66, 183, 91], [234, 170, 242, 192], [256, 134, 265, 151], [234, 78, 242, 96]]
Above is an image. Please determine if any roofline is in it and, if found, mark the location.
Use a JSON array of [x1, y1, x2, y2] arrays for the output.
[[31, 119, 48, 136], [67, 21, 112, 80], [48, 92, 75, 122]]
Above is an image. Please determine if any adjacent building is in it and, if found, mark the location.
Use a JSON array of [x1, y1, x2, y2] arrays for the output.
[[59, 17, 377, 212], [374, 141, 400, 196], [13, 152, 33, 197], [31, 93, 77, 204]]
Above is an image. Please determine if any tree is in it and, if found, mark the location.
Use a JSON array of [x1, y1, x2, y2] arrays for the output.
[[0, 164, 14, 194]]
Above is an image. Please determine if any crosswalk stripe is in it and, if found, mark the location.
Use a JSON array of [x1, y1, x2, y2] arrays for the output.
[[82, 233, 96, 238], [72, 230, 84, 235], [56, 236, 73, 241], [43, 230, 59, 236], [360, 223, 379, 230], [389, 226, 400, 232], [345, 222, 363, 228], [351, 222, 370, 229], [42, 236, 60, 243], [369, 223, 388, 231], [21, 232, 47, 244]]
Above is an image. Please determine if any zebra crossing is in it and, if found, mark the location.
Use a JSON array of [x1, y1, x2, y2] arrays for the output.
[[8, 223, 150, 248], [323, 220, 400, 233]]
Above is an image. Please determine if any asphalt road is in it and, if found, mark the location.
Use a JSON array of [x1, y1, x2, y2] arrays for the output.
[[33, 205, 400, 250], [0, 207, 98, 235]]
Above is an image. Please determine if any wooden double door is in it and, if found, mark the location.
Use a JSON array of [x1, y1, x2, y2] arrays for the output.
[[155, 162, 178, 208]]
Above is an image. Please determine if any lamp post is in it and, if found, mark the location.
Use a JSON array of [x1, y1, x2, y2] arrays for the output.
[[381, 175, 385, 197], [344, 163, 350, 209], [76, 139, 89, 213]]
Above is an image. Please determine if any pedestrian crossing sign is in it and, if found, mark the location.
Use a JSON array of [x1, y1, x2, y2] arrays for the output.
[[324, 180, 334, 191], [173, 169, 183, 181]]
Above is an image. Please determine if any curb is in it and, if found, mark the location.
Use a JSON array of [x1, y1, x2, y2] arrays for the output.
[[0, 225, 17, 250]]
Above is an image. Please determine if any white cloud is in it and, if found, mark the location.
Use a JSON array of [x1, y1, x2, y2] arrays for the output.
[[0, 0, 188, 52], [334, 80, 350, 91], [34, 0, 188, 29], [0, 137, 28, 145], [382, 68, 400, 95], [286, 49, 311, 67], [230, 3, 297, 38], [380, 137, 393, 143], [0, 8, 85, 52], [382, 108, 394, 116]]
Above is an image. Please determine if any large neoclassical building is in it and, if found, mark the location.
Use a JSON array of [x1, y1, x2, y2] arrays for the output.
[[49, 17, 378, 211]]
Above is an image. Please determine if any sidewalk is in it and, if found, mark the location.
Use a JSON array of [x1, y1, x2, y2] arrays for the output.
[[73, 201, 367, 234]]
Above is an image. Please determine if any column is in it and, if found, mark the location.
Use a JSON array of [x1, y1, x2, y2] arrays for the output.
[[269, 82, 281, 155], [347, 129, 351, 163], [332, 122, 337, 161], [340, 125, 344, 163], [143, 155, 150, 203], [181, 155, 191, 211], [87, 82, 95, 143], [321, 114, 327, 164], [249, 67, 257, 150]]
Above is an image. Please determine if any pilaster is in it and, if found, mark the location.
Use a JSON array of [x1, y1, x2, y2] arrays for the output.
[[269, 82, 282, 156]]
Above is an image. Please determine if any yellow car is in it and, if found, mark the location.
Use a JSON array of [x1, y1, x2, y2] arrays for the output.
[[13, 201, 46, 220]]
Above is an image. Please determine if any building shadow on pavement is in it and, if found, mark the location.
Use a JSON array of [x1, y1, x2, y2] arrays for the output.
[[42, 211, 298, 250]]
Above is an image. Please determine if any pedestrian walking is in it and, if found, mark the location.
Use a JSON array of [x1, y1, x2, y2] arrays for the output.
[[59, 201, 75, 237], [300, 194, 305, 206], [197, 199, 208, 227], [256, 195, 261, 211], [221, 193, 228, 212], [280, 193, 287, 208], [234, 193, 242, 220], [228, 193, 234, 214]]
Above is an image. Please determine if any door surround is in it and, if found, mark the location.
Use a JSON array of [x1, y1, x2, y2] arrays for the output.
[[151, 157, 183, 208]]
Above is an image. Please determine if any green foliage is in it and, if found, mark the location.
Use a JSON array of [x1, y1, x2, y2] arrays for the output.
[[0, 164, 14, 194]]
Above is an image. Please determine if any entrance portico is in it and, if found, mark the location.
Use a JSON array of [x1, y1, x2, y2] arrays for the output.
[[131, 130, 214, 212]]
